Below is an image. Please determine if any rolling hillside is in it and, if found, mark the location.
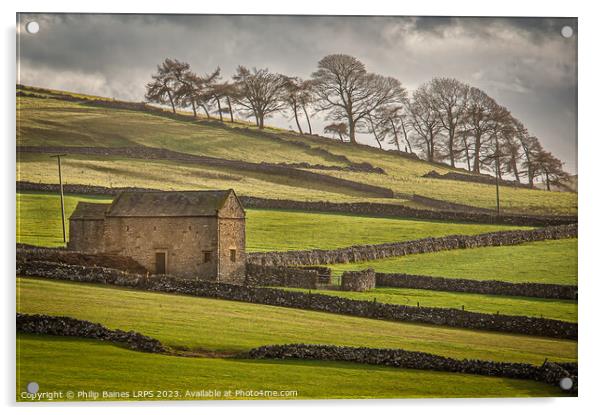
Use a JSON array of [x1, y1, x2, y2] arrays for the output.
[[16, 85, 577, 215]]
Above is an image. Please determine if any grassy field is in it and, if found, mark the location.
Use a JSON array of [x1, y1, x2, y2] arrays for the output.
[[16, 89, 578, 214], [282, 287, 577, 322], [17, 335, 563, 401], [16, 191, 527, 250], [17, 278, 576, 364], [331, 238, 578, 285]]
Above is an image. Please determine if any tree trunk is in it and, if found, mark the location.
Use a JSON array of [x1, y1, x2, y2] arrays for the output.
[[338, 132, 344, 142], [215, 97, 223, 122], [200, 103, 210, 118], [167, 90, 176, 114], [400, 122, 412, 154], [347, 116, 356, 144], [302, 105, 312, 134], [293, 103, 303, 134], [368, 115, 382, 149], [390, 120, 401, 152], [226, 96, 234, 122], [191, 101, 197, 118], [462, 134, 471, 171], [473, 134, 482, 174], [448, 130, 455, 168], [258, 114, 264, 129], [545, 171, 551, 191]]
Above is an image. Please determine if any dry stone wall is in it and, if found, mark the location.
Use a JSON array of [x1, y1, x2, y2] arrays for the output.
[[16, 246, 147, 274], [17, 260, 577, 339], [247, 224, 577, 267], [17, 181, 577, 227], [376, 273, 578, 300], [423, 170, 533, 189], [341, 269, 376, 292], [17, 313, 165, 353], [245, 264, 319, 289], [247, 344, 577, 393], [17, 146, 395, 199]]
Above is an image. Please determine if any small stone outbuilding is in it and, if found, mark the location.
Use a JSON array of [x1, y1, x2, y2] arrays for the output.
[[68, 190, 246, 284]]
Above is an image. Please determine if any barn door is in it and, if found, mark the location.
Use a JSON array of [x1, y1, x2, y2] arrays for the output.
[[155, 252, 166, 274]]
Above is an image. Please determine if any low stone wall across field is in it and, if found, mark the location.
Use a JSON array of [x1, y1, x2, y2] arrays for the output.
[[17, 146, 395, 199], [17, 261, 577, 340], [247, 224, 577, 267], [245, 264, 318, 289], [17, 313, 165, 353], [247, 344, 577, 393], [423, 170, 532, 189], [16, 181, 577, 227], [17, 246, 148, 274], [375, 273, 578, 300]]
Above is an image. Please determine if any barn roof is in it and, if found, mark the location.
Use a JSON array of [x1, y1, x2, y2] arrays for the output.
[[70, 202, 109, 220], [105, 190, 238, 217]]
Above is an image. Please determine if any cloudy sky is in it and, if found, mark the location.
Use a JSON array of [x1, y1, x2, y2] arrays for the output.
[[17, 14, 577, 173]]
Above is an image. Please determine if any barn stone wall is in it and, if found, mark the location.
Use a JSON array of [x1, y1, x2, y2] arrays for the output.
[[103, 216, 218, 279], [67, 218, 105, 253]]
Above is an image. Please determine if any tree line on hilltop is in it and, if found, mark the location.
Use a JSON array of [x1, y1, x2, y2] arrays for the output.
[[145, 55, 569, 190]]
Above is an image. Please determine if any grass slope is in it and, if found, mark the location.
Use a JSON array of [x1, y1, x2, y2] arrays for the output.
[[17, 89, 577, 214], [17, 278, 576, 364], [17, 335, 563, 401], [331, 238, 578, 285], [281, 287, 577, 322], [16, 192, 526, 250]]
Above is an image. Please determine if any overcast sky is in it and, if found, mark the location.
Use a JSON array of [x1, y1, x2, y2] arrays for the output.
[[17, 14, 578, 173]]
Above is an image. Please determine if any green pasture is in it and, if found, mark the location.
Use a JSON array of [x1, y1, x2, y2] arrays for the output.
[[17, 278, 576, 364], [331, 238, 577, 286], [17, 335, 563, 401]]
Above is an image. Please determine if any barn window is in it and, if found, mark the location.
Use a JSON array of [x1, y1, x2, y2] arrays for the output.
[[230, 249, 237, 262], [203, 251, 212, 263]]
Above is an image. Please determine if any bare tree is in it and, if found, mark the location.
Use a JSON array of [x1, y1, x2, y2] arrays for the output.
[[299, 79, 315, 135], [323, 123, 348, 142], [282, 76, 307, 134], [464, 87, 499, 173], [430, 78, 469, 168], [312, 54, 405, 144], [533, 150, 569, 191], [408, 85, 443, 162], [145, 58, 190, 114], [175, 70, 203, 118], [232, 66, 286, 129]]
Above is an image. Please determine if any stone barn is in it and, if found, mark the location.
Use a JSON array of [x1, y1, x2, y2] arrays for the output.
[[68, 190, 246, 283]]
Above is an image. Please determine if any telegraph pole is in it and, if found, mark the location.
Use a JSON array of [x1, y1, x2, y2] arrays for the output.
[[51, 154, 67, 244]]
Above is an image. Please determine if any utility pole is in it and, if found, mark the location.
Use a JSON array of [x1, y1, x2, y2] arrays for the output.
[[51, 154, 67, 244]]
